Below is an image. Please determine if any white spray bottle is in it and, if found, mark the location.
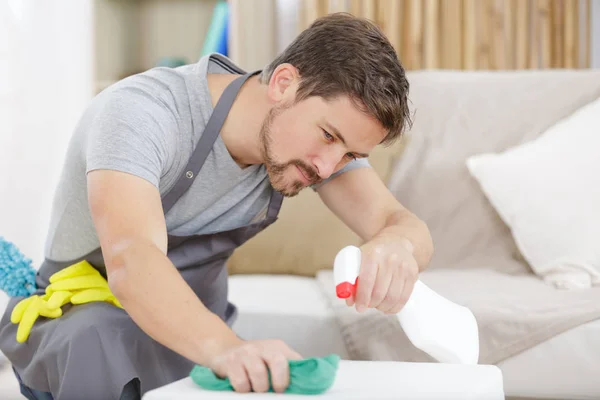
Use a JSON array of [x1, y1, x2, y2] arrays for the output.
[[333, 245, 480, 365]]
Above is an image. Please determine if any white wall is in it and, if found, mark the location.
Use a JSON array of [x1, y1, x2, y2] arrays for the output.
[[0, 0, 94, 268]]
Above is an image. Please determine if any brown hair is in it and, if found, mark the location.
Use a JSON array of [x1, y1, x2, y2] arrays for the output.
[[260, 12, 412, 145]]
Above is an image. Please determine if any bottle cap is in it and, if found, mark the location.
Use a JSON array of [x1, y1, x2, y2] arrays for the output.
[[336, 282, 355, 299]]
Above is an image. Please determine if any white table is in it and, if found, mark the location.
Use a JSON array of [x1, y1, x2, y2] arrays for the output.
[[143, 360, 504, 400]]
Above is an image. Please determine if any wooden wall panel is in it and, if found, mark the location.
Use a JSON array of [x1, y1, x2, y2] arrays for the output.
[[296, 0, 591, 70]]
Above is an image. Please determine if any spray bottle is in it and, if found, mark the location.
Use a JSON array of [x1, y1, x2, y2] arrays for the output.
[[333, 245, 480, 365]]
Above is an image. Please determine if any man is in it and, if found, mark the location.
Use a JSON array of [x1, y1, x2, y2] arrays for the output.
[[0, 12, 433, 400]]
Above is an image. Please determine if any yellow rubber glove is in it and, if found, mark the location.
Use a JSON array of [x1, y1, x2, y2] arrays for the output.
[[11, 260, 122, 343], [11, 293, 62, 343], [46, 260, 122, 308]]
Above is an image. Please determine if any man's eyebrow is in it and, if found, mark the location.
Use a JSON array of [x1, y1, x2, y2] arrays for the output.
[[323, 121, 369, 158]]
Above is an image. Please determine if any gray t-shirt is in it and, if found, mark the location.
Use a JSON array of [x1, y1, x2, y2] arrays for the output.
[[44, 54, 370, 262]]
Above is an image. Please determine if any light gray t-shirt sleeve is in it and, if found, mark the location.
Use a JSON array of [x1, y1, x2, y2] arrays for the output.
[[85, 87, 178, 189], [311, 157, 371, 191]]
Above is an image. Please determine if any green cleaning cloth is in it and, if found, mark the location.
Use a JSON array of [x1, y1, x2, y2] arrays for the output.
[[190, 354, 340, 394]]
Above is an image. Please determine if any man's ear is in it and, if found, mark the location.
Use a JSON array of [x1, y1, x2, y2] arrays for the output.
[[267, 63, 300, 103]]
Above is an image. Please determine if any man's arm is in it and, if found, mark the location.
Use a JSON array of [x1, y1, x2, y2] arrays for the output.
[[87, 169, 240, 366], [316, 166, 433, 271]]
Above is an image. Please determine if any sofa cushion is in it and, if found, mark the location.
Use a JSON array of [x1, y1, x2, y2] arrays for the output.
[[466, 96, 600, 289], [386, 70, 600, 272]]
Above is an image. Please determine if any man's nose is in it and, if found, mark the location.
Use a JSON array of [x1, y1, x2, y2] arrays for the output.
[[314, 153, 341, 180]]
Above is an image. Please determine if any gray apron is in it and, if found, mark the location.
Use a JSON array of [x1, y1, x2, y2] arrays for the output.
[[0, 71, 284, 399]]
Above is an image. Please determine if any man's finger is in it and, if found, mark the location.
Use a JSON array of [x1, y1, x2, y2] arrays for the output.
[[243, 355, 270, 393], [354, 250, 379, 312], [227, 361, 251, 393], [378, 268, 404, 313], [263, 352, 290, 393], [369, 260, 394, 309], [385, 263, 416, 314]]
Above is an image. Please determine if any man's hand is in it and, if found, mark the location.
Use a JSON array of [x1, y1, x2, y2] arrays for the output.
[[207, 339, 302, 393], [346, 236, 419, 314]]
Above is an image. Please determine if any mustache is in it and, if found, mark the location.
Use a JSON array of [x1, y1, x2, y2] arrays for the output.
[[291, 160, 321, 185]]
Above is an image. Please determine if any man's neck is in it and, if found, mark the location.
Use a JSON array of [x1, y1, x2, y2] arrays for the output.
[[207, 73, 269, 168]]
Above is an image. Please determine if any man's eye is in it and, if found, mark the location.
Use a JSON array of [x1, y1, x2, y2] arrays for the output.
[[323, 130, 334, 141]]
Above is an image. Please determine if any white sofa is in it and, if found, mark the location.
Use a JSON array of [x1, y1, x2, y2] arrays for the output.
[[228, 273, 600, 400]]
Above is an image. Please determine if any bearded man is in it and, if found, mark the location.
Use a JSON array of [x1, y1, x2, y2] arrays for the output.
[[0, 13, 433, 400]]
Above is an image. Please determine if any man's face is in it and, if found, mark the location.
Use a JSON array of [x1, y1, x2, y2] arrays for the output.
[[259, 94, 387, 197]]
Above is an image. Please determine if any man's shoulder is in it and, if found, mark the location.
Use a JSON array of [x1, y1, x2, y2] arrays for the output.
[[99, 54, 246, 116], [127, 53, 246, 88], [104, 66, 192, 102], [205, 53, 247, 75]]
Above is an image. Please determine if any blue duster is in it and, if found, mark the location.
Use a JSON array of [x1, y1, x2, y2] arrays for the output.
[[0, 237, 37, 297]]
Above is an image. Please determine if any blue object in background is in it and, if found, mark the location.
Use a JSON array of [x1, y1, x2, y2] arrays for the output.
[[201, 0, 229, 57], [0, 237, 37, 297]]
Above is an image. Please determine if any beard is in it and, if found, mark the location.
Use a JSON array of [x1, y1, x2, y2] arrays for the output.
[[259, 105, 321, 197]]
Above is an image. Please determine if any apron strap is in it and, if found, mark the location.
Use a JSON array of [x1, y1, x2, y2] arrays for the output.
[[162, 71, 260, 215], [266, 190, 284, 219]]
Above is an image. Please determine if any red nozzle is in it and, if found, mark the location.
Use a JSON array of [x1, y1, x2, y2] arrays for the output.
[[336, 282, 355, 299]]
